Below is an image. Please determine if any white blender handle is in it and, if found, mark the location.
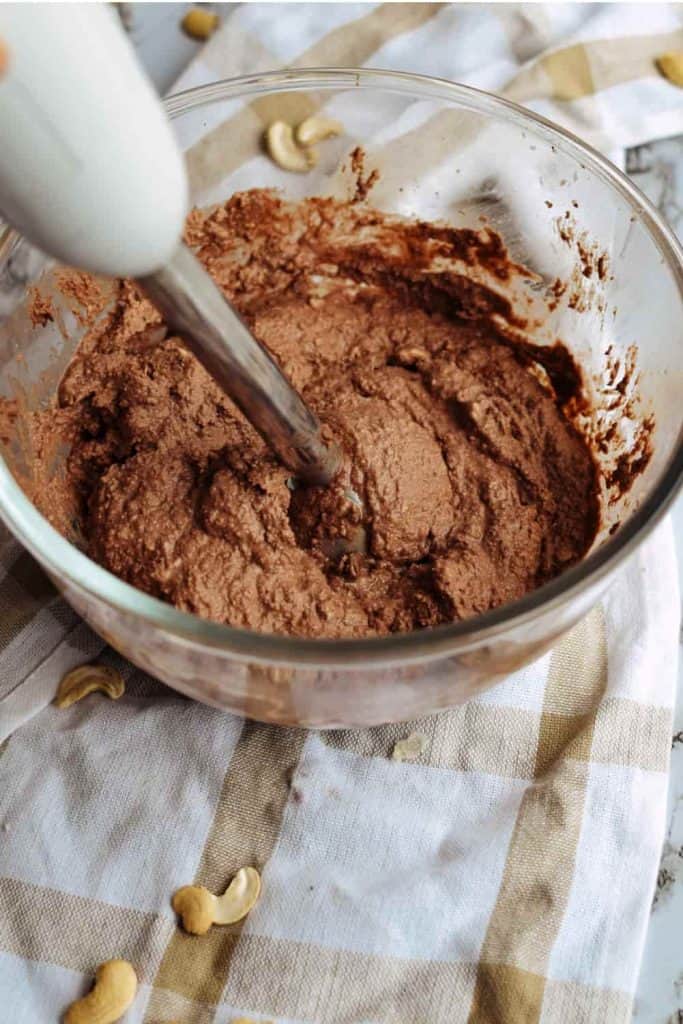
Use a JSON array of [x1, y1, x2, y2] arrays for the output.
[[0, 5, 344, 488], [0, 3, 187, 278]]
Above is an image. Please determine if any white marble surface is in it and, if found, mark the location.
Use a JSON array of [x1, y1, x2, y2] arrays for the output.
[[126, 7, 683, 1019]]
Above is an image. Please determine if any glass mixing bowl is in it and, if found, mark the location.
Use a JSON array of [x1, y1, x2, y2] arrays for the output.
[[1, 69, 682, 727]]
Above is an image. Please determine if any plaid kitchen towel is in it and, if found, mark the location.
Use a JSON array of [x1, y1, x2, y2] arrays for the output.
[[1, 4, 682, 1023]]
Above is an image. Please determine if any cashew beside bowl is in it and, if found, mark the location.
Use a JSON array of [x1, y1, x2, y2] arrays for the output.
[[63, 959, 137, 1024], [181, 8, 219, 40], [656, 52, 683, 87], [172, 866, 261, 935], [55, 664, 125, 709], [265, 121, 317, 173]]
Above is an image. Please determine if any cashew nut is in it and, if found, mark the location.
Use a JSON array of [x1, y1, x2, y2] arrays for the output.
[[55, 665, 125, 709], [181, 8, 220, 40], [63, 959, 137, 1024], [655, 52, 683, 87], [295, 115, 344, 147], [265, 121, 317, 173], [392, 732, 427, 763], [172, 866, 261, 935]]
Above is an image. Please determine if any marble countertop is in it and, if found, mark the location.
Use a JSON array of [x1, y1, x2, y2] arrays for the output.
[[126, 7, 683, 1020]]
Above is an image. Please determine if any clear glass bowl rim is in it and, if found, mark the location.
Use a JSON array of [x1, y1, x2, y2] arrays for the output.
[[1, 66, 682, 667]]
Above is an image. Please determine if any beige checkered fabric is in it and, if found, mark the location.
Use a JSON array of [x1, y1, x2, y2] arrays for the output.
[[0, 525, 678, 1023], [0, 5, 682, 1022]]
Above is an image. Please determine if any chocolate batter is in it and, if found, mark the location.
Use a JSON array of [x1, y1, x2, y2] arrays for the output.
[[32, 191, 599, 638]]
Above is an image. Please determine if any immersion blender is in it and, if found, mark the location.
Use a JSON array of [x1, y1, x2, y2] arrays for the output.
[[0, 4, 341, 487]]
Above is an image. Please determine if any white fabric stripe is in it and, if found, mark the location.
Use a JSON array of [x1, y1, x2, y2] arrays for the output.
[[236, 2, 380, 63], [603, 518, 679, 708], [0, 601, 81, 707], [246, 733, 527, 959], [0, 619, 105, 743], [545, 764, 667, 996]]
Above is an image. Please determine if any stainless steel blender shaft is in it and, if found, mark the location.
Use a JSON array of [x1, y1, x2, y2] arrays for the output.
[[140, 243, 341, 485]]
